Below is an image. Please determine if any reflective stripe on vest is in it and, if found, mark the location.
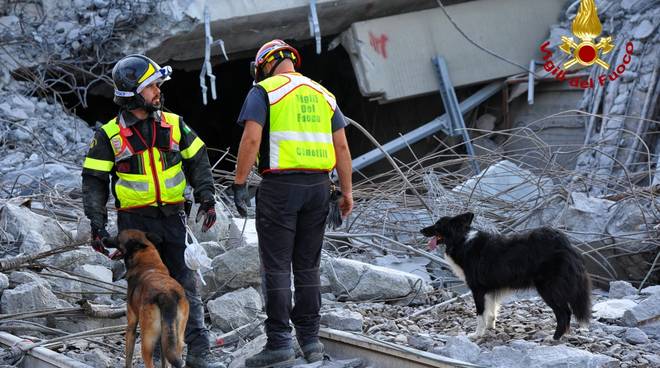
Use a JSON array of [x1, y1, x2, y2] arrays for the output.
[[258, 73, 336, 173], [100, 112, 187, 209]]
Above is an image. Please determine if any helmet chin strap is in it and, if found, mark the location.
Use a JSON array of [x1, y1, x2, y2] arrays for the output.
[[262, 58, 286, 81], [123, 93, 164, 114]]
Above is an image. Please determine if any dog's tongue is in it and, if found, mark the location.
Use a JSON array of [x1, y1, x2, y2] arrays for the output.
[[109, 250, 123, 260], [427, 236, 438, 251]]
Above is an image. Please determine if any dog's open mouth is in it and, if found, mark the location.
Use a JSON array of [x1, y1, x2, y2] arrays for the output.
[[427, 236, 443, 251], [109, 250, 124, 260]]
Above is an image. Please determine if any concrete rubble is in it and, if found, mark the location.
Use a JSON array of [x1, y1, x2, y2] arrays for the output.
[[207, 287, 263, 333], [0, 0, 658, 367], [0, 281, 71, 314], [320, 309, 364, 332]]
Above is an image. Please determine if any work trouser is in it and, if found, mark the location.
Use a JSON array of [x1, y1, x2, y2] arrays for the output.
[[256, 173, 331, 349], [117, 211, 210, 354]]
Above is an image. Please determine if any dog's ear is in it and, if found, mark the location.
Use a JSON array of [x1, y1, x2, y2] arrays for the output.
[[145, 232, 163, 246], [455, 212, 474, 228], [102, 236, 119, 248]]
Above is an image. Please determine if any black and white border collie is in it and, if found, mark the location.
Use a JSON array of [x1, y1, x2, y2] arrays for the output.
[[421, 212, 591, 340]]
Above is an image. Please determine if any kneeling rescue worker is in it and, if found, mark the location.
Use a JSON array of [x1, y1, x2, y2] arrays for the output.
[[81, 54, 223, 368]]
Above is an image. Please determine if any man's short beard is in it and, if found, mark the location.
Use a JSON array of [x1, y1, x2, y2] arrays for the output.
[[144, 94, 163, 112], [144, 103, 160, 112]]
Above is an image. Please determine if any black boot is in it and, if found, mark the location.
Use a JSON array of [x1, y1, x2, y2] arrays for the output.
[[300, 341, 325, 363], [186, 349, 226, 368], [244, 347, 295, 368]]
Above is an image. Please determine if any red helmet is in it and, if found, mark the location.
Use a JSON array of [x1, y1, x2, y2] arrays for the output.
[[251, 39, 301, 82]]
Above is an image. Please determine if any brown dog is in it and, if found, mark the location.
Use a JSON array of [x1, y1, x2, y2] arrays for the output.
[[104, 230, 189, 368]]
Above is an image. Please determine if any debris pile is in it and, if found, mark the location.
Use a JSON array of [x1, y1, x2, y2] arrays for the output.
[[325, 281, 660, 368], [0, 91, 92, 194], [0, 0, 193, 108]]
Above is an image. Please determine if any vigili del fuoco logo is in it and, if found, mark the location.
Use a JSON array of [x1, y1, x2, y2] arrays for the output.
[[539, 0, 634, 89]]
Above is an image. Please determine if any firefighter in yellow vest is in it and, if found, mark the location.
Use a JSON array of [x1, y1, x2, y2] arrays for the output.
[[81, 54, 223, 368], [233, 40, 354, 367]]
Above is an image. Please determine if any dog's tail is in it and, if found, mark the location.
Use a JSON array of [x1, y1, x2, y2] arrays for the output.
[[568, 249, 592, 328], [555, 230, 592, 328], [157, 292, 186, 368], [571, 269, 592, 328]]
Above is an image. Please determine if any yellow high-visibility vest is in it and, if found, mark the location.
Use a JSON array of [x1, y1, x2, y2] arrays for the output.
[[83, 112, 195, 209], [257, 73, 336, 173]]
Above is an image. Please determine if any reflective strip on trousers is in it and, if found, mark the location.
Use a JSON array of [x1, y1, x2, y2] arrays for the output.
[[116, 179, 149, 192], [269, 131, 333, 168]]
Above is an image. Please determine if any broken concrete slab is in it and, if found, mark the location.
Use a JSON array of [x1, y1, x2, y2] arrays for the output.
[[624, 327, 650, 345], [609, 280, 638, 299], [605, 200, 655, 248], [44, 269, 84, 299], [407, 333, 434, 351], [452, 160, 554, 204], [210, 245, 261, 291], [641, 285, 660, 295], [478, 345, 526, 368], [321, 257, 432, 302], [8, 271, 50, 288], [320, 309, 364, 332], [623, 293, 660, 327], [0, 203, 72, 255], [341, 0, 565, 102], [521, 345, 619, 368], [561, 192, 615, 243], [593, 299, 638, 320], [373, 255, 431, 283], [75, 264, 112, 290], [3, 164, 83, 195], [0, 281, 70, 314], [46, 248, 113, 271], [434, 335, 480, 363], [207, 287, 262, 333]]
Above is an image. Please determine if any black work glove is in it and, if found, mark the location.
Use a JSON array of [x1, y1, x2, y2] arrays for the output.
[[90, 224, 110, 257], [195, 200, 216, 232], [232, 183, 249, 218], [327, 187, 343, 230]]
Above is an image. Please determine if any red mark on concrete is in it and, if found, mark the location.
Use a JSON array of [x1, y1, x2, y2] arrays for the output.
[[369, 32, 389, 59]]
